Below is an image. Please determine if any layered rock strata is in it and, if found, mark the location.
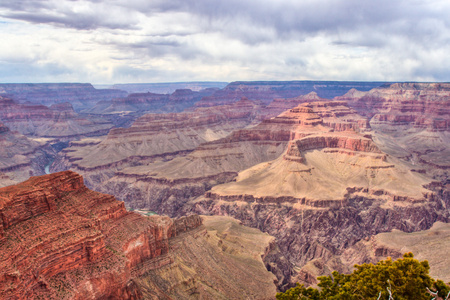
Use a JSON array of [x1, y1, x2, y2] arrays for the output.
[[337, 83, 450, 174], [182, 100, 450, 289], [52, 99, 265, 192], [0, 96, 114, 139], [98, 101, 372, 215], [0, 171, 276, 299]]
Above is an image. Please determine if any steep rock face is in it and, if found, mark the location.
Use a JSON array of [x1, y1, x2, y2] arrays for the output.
[[0, 96, 114, 139], [0, 122, 53, 187], [0, 171, 204, 299], [0, 83, 127, 111], [98, 101, 372, 215], [0, 171, 277, 299], [194, 81, 384, 107]]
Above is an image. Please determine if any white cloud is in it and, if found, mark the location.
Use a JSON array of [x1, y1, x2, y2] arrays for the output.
[[0, 0, 449, 83]]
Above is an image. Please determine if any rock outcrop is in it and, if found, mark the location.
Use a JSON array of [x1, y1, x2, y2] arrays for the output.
[[0, 171, 276, 299], [180, 99, 450, 289], [52, 99, 265, 193]]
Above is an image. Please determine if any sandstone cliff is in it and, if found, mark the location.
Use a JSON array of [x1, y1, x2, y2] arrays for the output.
[[92, 101, 371, 215]]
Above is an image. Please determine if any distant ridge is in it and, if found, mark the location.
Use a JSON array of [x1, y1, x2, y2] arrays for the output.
[[112, 81, 229, 94]]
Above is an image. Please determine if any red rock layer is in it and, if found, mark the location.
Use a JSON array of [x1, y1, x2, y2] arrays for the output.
[[0, 171, 202, 299]]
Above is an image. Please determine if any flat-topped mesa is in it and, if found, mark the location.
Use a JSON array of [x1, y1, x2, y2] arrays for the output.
[[0, 171, 204, 299]]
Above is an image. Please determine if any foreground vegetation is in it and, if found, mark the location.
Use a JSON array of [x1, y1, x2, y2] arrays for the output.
[[277, 253, 450, 300]]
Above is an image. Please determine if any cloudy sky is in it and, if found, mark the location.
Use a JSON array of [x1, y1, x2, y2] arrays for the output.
[[1, 0, 449, 84]]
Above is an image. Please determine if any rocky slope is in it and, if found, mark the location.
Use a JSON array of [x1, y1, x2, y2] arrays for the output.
[[0, 171, 276, 299], [0, 96, 114, 139], [0, 122, 53, 187], [0, 83, 127, 111]]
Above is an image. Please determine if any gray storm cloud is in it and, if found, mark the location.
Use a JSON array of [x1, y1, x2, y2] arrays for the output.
[[0, 0, 449, 83]]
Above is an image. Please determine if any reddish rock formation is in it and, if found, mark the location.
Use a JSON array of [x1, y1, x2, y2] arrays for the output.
[[0, 171, 203, 299]]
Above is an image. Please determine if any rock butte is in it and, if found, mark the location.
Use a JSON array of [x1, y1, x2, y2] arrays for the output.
[[0, 171, 276, 299]]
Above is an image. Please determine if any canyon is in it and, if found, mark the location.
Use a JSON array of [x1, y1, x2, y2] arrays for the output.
[[1, 80, 449, 297]]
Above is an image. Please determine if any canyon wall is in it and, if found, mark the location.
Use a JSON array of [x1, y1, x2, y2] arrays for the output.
[[0, 171, 276, 299]]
